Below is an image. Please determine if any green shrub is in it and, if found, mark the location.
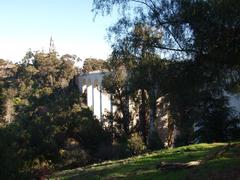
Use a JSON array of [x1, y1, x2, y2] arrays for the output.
[[60, 147, 91, 168], [96, 141, 130, 160], [112, 141, 130, 159], [95, 143, 113, 161], [128, 133, 146, 155], [0, 126, 24, 180]]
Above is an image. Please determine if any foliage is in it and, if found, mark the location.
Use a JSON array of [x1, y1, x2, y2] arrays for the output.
[[93, 0, 240, 65], [129, 53, 168, 144], [0, 59, 17, 126], [0, 50, 112, 178], [102, 58, 131, 136], [96, 140, 130, 160], [12, 84, 111, 173], [60, 146, 91, 168], [195, 96, 240, 143], [0, 126, 24, 179], [147, 128, 164, 150], [180, 0, 240, 64], [82, 58, 107, 73], [95, 0, 240, 147], [127, 133, 146, 155]]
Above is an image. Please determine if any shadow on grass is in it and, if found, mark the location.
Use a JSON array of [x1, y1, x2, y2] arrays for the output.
[[50, 143, 240, 180]]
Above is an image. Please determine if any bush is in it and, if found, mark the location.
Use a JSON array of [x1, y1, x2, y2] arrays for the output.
[[128, 133, 146, 155], [0, 126, 24, 180], [96, 133, 147, 160], [95, 143, 113, 161], [96, 141, 130, 161], [111, 141, 130, 159], [148, 130, 164, 150], [60, 147, 91, 168]]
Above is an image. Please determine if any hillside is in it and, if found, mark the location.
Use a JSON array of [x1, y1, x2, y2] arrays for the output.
[[50, 142, 240, 180]]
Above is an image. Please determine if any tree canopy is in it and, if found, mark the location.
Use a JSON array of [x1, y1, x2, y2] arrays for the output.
[[93, 0, 240, 64]]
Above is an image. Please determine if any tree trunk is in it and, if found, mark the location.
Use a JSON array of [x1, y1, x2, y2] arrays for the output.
[[123, 96, 130, 136], [148, 88, 157, 140], [149, 107, 156, 135], [3, 99, 14, 125], [116, 89, 130, 136], [139, 89, 147, 144]]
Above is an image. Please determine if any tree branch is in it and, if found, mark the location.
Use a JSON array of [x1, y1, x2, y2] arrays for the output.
[[130, 0, 189, 53]]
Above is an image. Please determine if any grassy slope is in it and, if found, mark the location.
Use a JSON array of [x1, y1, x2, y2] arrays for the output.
[[50, 143, 240, 180]]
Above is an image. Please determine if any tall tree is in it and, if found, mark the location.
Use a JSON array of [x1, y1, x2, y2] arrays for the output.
[[93, 0, 240, 64], [93, 0, 240, 143], [102, 59, 131, 136], [129, 53, 167, 145]]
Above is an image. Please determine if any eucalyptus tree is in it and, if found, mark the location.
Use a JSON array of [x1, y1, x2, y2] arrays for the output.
[[93, 0, 240, 145], [93, 0, 240, 65], [102, 21, 167, 145], [121, 23, 166, 144], [102, 57, 131, 137], [129, 53, 167, 145]]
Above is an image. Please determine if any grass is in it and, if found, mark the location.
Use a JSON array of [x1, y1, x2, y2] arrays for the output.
[[49, 142, 240, 180]]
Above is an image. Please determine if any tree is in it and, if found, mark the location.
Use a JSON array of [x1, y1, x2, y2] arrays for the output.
[[0, 59, 17, 126], [102, 59, 131, 137], [93, 0, 240, 65], [129, 53, 167, 145], [82, 58, 107, 73], [195, 95, 240, 143], [180, 0, 240, 64], [93, 0, 240, 146]]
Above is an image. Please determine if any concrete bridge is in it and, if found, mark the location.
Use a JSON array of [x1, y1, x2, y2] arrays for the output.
[[75, 70, 113, 120]]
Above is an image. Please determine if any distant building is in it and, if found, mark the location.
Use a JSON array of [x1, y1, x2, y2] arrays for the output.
[[75, 70, 113, 120]]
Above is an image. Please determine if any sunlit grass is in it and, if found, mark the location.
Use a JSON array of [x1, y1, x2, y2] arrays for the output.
[[50, 142, 240, 180]]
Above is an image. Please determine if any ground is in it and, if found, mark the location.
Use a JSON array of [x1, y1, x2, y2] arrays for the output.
[[49, 142, 240, 180]]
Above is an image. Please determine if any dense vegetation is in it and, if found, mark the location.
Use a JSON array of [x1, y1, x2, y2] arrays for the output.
[[94, 0, 240, 147], [0, 52, 112, 179]]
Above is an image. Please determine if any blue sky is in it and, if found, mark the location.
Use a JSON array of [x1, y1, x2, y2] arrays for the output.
[[0, 0, 118, 63]]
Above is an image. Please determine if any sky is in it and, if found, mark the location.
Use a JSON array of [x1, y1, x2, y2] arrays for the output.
[[0, 0, 118, 63]]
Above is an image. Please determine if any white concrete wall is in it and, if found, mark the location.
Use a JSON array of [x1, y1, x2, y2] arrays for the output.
[[87, 80, 93, 108], [76, 70, 112, 120], [94, 80, 100, 119], [102, 92, 112, 115]]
